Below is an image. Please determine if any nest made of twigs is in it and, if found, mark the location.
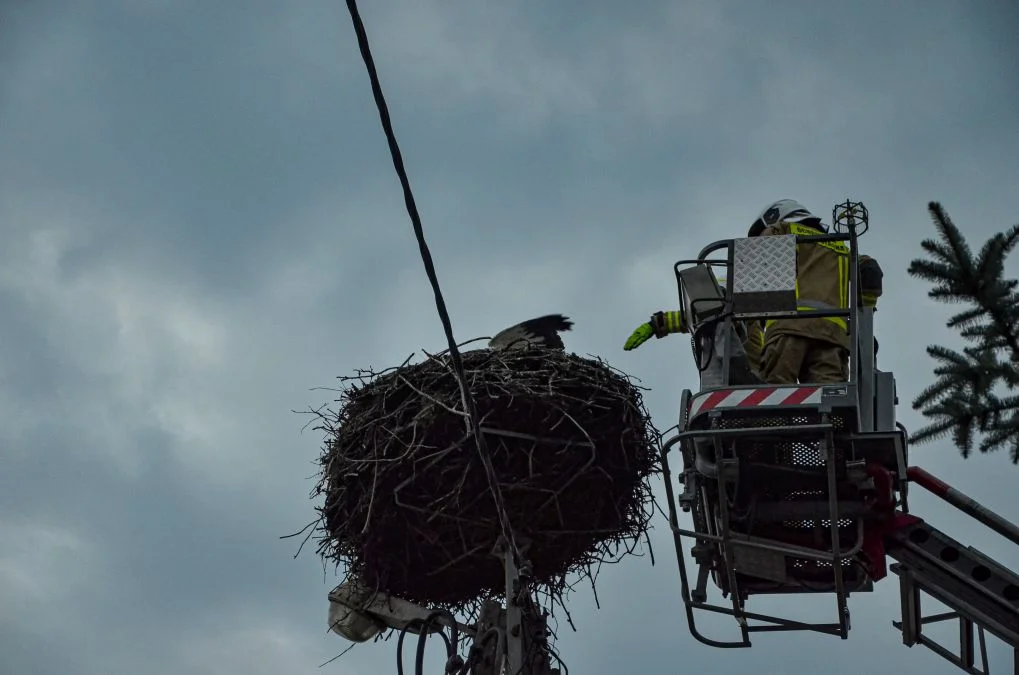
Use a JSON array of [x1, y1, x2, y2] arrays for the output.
[[309, 346, 660, 615]]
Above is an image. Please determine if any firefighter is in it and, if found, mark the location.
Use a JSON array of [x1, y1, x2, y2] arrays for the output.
[[622, 199, 883, 386], [748, 199, 883, 384]]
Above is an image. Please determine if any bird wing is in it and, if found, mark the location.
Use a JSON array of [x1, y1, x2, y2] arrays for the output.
[[488, 314, 574, 351]]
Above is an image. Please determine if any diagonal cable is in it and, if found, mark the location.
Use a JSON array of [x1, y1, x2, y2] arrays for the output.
[[342, 0, 522, 567]]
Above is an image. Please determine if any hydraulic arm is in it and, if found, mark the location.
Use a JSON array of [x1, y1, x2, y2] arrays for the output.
[[886, 468, 1019, 674]]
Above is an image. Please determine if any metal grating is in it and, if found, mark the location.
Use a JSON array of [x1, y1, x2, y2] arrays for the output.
[[714, 411, 848, 431], [736, 439, 847, 469], [789, 557, 858, 585], [782, 489, 855, 530], [786, 440, 824, 467], [704, 410, 853, 472], [779, 490, 854, 530], [786, 557, 865, 590], [791, 559, 852, 570], [782, 518, 856, 529]]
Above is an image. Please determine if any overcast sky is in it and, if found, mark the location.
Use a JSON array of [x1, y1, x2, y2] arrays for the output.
[[2, 1, 1018, 674]]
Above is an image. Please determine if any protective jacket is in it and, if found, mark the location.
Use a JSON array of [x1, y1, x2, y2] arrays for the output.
[[759, 221, 883, 350], [743, 319, 765, 374]]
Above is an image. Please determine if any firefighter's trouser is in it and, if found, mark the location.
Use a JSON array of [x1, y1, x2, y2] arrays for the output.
[[759, 333, 848, 384]]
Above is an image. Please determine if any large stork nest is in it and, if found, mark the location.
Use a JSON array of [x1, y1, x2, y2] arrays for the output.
[[308, 345, 660, 615]]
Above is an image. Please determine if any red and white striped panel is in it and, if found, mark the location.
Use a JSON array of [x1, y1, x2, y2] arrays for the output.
[[687, 386, 823, 420]]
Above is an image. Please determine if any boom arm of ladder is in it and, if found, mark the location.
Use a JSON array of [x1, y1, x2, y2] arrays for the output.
[[886, 520, 1019, 671], [885, 470, 1019, 672], [907, 466, 1019, 547]]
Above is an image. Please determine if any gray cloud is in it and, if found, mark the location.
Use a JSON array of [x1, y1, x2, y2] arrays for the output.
[[2, 1, 1017, 673]]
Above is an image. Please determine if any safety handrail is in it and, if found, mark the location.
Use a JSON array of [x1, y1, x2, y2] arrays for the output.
[[674, 234, 861, 324], [675, 227, 867, 393]]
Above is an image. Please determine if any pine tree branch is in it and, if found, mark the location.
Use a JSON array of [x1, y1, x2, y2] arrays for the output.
[[908, 258, 964, 286], [978, 413, 1019, 456], [981, 287, 1019, 363], [909, 202, 1019, 463], [946, 305, 989, 330], [927, 201, 976, 273], [925, 344, 971, 367], [909, 417, 956, 445]]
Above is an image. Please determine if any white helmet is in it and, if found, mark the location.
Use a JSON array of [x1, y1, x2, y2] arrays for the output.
[[748, 199, 823, 237]]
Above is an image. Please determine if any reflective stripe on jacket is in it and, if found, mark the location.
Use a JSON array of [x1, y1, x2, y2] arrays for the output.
[[742, 319, 765, 374]]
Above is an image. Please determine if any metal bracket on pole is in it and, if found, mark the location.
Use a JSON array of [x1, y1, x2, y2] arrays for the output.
[[470, 601, 505, 675], [489, 536, 560, 675], [493, 535, 525, 675]]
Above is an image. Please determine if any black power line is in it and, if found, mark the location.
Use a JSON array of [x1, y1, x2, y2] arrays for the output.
[[342, 0, 523, 569]]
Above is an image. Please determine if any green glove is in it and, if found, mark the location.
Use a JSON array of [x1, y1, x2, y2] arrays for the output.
[[624, 322, 656, 351]]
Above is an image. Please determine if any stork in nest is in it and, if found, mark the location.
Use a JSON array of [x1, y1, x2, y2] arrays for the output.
[[488, 314, 573, 351]]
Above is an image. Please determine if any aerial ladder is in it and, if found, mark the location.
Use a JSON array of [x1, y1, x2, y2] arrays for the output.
[[323, 200, 1018, 674], [659, 200, 1019, 674]]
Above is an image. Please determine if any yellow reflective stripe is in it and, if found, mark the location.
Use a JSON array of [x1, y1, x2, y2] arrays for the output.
[[845, 258, 850, 307], [763, 316, 848, 331], [789, 223, 850, 254], [664, 310, 683, 332], [839, 255, 848, 309], [743, 322, 765, 349], [764, 310, 848, 332], [797, 299, 839, 311], [861, 293, 877, 306]]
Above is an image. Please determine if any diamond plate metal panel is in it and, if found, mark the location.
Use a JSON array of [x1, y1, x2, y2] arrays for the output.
[[732, 235, 798, 314], [733, 235, 797, 293]]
